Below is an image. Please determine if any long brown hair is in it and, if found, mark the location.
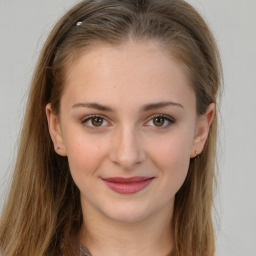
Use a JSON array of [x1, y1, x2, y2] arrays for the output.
[[0, 0, 222, 255]]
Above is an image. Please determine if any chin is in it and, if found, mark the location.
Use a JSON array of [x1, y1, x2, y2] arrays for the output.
[[102, 204, 150, 223]]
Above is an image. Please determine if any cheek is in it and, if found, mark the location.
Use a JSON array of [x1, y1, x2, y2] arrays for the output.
[[149, 130, 193, 167], [147, 131, 193, 190], [63, 129, 108, 179]]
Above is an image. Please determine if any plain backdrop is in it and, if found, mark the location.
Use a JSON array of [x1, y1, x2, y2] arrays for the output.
[[0, 0, 255, 255]]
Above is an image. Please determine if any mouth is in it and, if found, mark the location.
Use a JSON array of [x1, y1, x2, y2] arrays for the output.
[[102, 176, 155, 194]]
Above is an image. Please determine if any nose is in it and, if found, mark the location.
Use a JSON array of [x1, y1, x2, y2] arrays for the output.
[[109, 125, 146, 170]]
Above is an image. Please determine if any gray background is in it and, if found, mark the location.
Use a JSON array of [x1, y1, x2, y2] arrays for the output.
[[0, 0, 255, 255]]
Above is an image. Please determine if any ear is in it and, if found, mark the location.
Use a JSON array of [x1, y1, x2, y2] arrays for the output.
[[190, 103, 215, 158], [46, 103, 67, 156]]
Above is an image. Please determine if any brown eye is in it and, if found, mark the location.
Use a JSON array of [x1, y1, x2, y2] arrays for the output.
[[81, 115, 108, 128], [146, 115, 174, 128], [153, 117, 165, 126], [91, 117, 104, 126]]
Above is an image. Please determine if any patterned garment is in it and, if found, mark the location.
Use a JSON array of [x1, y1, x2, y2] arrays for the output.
[[79, 243, 93, 256], [78, 243, 174, 256]]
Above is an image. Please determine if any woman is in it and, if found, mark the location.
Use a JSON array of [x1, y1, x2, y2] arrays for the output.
[[0, 0, 222, 255]]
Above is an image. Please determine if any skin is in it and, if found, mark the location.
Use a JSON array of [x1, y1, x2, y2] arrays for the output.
[[46, 40, 215, 256]]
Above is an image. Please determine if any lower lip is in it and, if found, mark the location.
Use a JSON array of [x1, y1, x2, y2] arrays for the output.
[[102, 178, 154, 194]]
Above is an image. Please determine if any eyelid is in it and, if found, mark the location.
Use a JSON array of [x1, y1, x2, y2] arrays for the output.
[[80, 114, 110, 128], [144, 114, 175, 128], [80, 113, 175, 129]]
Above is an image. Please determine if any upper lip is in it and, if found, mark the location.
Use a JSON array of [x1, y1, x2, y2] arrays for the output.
[[102, 176, 154, 183]]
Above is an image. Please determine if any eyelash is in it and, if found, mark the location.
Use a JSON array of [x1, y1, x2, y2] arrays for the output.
[[80, 114, 175, 129], [81, 114, 109, 129], [145, 114, 175, 129]]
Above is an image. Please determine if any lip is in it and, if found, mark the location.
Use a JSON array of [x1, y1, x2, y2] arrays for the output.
[[102, 176, 155, 194]]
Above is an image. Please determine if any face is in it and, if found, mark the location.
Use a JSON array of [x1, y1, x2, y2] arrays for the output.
[[47, 40, 214, 223]]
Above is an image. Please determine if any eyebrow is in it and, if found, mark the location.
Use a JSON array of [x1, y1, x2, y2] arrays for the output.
[[71, 101, 184, 112], [141, 101, 184, 111], [72, 102, 113, 111]]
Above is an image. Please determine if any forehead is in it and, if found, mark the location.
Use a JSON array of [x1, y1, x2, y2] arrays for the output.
[[62, 40, 195, 110]]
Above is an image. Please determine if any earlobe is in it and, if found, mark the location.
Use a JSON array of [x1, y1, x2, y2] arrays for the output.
[[45, 103, 67, 156], [190, 103, 215, 158]]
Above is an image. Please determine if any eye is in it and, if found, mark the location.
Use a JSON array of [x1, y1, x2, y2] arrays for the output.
[[146, 114, 174, 128], [81, 115, 109, 128]]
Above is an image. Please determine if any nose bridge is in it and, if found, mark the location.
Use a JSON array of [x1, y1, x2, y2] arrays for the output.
[[110, 124, 145, 169]]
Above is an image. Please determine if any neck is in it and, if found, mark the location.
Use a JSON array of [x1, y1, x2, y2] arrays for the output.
[[79, 199, 175, 256]]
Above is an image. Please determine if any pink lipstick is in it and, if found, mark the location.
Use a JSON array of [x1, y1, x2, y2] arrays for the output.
[[102, 176, 154, 194]]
